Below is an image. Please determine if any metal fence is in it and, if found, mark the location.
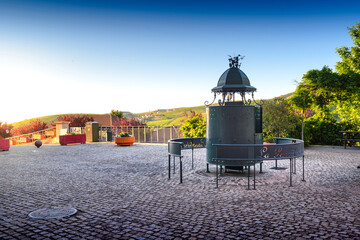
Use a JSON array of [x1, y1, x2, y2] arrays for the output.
[[8, 125, 181, 145], [99, 125, 181, 143], [7, 127, 57, 145]]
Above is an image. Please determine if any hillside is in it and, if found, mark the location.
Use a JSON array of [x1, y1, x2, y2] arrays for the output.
[[137, 105, 206, 127], [10, 93, 294, 128], [10, 107, 206, 128], [11, 112, 134, 128]]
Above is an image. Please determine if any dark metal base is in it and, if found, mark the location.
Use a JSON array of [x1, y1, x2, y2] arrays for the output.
[[225, 166, 244, 173], [270, 167, 287, 170]]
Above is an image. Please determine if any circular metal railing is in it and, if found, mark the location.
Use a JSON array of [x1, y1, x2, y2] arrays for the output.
[[167, 137, 305, 189]]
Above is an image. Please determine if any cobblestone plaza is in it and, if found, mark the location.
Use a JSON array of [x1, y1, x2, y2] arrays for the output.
[[0, 143, 359, 239]]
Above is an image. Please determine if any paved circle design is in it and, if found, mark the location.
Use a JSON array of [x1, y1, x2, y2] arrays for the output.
[[28, 207, 77, 219]]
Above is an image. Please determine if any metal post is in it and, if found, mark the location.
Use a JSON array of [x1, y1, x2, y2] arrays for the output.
[[138, 126, 140, 143], [216, 161, 218, 188], [157, 126, 159, 143], [294, 158, 296, 174], [150, 127, 153, 143], [302, 155, 305, 182], [144, 127, 146, 143], [289, 158, 293, 187], [173, 156, 176, 174], [163, 127, 166, 143], [259, 162, 263, 173], [253, 161, 256, 190], [191, 147, 194, 170], [275, 160, 278, 169], [344, 132, 347, 149], [168, 155, 171, 180], [179, 157, 183, 184], [206, 163, 210, 173], [247, 165, 251, 190]]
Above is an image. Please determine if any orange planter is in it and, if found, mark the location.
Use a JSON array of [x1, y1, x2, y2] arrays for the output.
[[114, 136, 135, 146], [0, 139, 10, 151]]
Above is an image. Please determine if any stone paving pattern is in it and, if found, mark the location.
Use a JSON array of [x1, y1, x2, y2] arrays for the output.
[[0, 143, 359, 239]]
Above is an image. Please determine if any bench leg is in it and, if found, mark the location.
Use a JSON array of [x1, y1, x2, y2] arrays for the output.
[[289, 158, 293, 187], [173, 156, 176, 174], [216, 162, 219, 189], [247, 164, 251, 190], [168, 155, 171, 180], [179, 156, 183, 184], [191, 147, 194, 170], [302, 155, 306, 182], [253, 161, 256, 190], [206, 163, 210, 173]]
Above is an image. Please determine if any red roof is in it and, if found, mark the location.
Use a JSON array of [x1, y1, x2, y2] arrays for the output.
[[87, 114, 113, 127]]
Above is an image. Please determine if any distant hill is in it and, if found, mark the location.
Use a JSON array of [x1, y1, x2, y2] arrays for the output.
[[10, 93, 294, 128], [278, 92, 293, 99], [137, 105, 206, 127], [11, 112, 133, 128]]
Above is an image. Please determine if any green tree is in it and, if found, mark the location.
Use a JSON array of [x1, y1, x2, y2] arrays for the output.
[[336, 23, 360, 75], [111, 109, 124, 118], [292, 22, 360, 141], [263, 97, 301, 139], [179, 116, 206, 138], [290, 81, 313, 140]]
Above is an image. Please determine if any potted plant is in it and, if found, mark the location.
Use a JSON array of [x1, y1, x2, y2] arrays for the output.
[[59, 132, 86, 145], [114, 132, 135, 146], [0, 137, 10, 151]]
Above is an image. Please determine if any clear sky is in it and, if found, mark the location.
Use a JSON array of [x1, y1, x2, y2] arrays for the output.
[[1, 0, 359, 123]]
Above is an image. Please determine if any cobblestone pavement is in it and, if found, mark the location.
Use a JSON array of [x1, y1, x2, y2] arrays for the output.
[[0, 143, 359, 239]]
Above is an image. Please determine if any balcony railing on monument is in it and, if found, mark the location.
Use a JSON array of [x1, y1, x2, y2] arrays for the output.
[[98, 125, 181, 144]]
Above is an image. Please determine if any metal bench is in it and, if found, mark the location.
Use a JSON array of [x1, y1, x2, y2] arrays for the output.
[[167, 137, 206, 183], [212, 138, 305, 189], [338, 131, 360, 149]]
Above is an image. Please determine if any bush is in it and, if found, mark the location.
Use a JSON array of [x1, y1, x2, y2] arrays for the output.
[[11, 119, 48, 136], [304, 116, 341, 146], [112, 116, 145, 127], [179, 116, 206, 138], [0, 121, 13, 138], [56, 115, 94, 127], [262, 97, 301, 139]]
